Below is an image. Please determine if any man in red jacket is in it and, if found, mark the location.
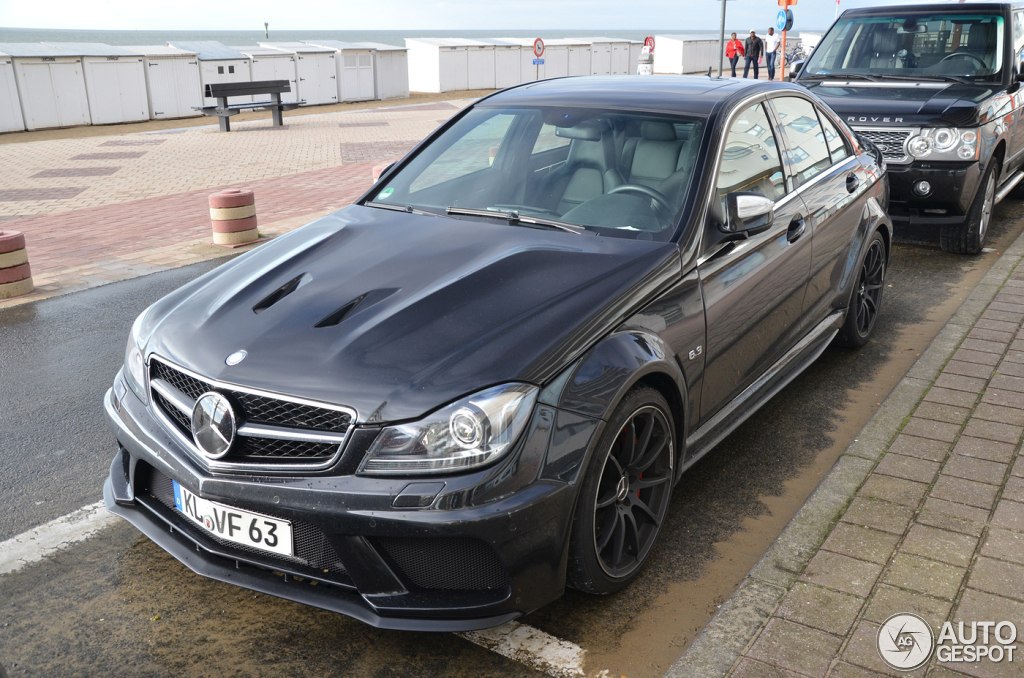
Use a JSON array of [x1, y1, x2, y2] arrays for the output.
[[725, 32, 745, 77]]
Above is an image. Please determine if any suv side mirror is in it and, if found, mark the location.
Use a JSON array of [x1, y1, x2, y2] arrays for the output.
[[724, 193, 774, 235], [788, 59, 805, 81]]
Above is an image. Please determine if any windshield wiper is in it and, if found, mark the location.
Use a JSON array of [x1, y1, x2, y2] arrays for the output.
[[445, 206, 584, 234], [365, 201, 439, 216], [807, 73, 881, 82], [871, 73, 972, 85]]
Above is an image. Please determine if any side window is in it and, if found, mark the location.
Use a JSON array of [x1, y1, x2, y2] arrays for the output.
[[410, 113, 516, 192], [716, 102, 786, 206], [817, 110, 851, 164], [772, 96, 833, 188]]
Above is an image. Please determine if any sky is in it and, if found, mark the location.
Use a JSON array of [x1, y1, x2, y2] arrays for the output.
[[0, 0, 940, 32]]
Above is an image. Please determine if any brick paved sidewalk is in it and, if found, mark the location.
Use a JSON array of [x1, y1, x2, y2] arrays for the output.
[[674, 231, 1024, 678], [0, 99, 472, 307]]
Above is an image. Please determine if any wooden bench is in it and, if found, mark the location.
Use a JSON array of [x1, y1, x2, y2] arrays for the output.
[[198, 80, 301, 132]]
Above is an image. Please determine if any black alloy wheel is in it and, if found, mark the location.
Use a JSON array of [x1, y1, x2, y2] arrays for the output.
[[567, 387, 675, 594], [837, 230, 886, 348]]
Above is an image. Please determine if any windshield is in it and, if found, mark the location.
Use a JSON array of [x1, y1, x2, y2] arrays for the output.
[[364, 106, 706, 241], [803, 12, 1004, 81]]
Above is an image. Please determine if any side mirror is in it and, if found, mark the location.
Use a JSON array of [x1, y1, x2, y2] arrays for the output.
[[724, 193, 774, 235], [788, 59, 805, 81], [372, 162, 395, 183]]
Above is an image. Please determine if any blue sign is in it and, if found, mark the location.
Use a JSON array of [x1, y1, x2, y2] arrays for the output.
[[532, 58, 545, 65], [776, 9, 794, 32]]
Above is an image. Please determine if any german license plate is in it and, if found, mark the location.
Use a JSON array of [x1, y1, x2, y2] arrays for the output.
[[172, 480, 294, 557]]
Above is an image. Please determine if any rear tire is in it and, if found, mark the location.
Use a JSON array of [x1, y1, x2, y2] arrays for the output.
[[940, 159, 998, 255], [566, 387, 675, 595], [836, 230, 887, 348]]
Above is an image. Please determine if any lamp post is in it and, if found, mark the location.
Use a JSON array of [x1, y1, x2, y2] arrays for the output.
[[717, 0, 737, 77]]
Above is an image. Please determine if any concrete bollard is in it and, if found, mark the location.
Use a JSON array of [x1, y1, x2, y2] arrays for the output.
[[0, 230, 34, 299], [209, 189, 259, 247]]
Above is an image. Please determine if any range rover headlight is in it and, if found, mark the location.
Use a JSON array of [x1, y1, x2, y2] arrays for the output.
[[123, 313, 148, 403], [908, 128, 979, 161], [931, 127, 959, 151], [359, 383, 539, 475], [907, 135, 932, 158]]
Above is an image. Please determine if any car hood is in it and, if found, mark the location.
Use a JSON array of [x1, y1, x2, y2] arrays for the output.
[[800, 80, 1002, 127], [141, 205, 680, 423]]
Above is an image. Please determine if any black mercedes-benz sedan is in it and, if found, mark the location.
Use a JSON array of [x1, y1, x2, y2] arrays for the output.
[[104, 76, 891, 631]]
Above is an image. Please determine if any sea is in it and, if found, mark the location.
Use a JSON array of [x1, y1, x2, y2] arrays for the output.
[[0, 27, 734, 48]]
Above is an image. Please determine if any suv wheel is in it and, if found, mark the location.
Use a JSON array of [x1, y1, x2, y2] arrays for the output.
[[566, 387, 675, 595], [941, 159, 998, 255]]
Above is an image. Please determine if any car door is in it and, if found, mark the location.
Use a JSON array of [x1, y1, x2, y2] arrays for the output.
[[697, 99, 813, 422], [767, 94, 866, 325]]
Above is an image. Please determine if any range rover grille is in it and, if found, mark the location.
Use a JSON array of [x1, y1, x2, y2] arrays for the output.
[[854, 128, 913, 164]]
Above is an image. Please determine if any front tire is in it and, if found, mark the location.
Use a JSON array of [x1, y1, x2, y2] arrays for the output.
[[941, 159, 998, 255], [836, 230, 887, 348], [567, 387, 675, 595]]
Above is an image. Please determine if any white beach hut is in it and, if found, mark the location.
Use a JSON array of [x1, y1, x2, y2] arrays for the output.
[[361, 43, 409, 100], [549, 38, 592, 76], [495, 37, 568, 82], [51, 43, 149, 125], [307, 40, 412, 101], [303, 40, 376, 102], [169, 41, 252, 106], [259, 42, 337, 105], [235, 46, 298, 104], [479, 39, 521, 89], [580, 37, 614, 75], [0, 50, 25, 132], [653, 34, 720, 75], [122, 45, 202, 119], [0, 43, 91, 130], [629, 41, 643, 73], [406, 37, 500, 93]]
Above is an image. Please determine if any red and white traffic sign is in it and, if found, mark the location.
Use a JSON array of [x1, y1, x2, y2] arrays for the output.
[[644, 35, 655, 50], [533, 38, 545, 57]]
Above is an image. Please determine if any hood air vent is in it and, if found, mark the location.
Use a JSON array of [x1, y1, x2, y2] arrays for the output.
[[315, 288, 400, 328], [253, 273, 310, 314]]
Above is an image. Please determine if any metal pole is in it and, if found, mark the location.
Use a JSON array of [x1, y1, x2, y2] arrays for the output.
[[718, 0, 727, 77]]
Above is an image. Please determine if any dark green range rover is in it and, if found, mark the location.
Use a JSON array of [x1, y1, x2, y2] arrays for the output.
[[795, 2, 1024, 253]]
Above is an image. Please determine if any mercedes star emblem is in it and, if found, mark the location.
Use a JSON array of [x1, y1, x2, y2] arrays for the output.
[[191, 392, 237, 459], [225, 350, 247, 366]]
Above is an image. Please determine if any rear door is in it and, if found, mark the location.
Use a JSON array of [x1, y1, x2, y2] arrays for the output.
[[767, 94, 865, 325], [697, 99, 813, 422]]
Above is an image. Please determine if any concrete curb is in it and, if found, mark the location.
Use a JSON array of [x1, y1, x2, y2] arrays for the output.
[[667, 234, 1024, 678]]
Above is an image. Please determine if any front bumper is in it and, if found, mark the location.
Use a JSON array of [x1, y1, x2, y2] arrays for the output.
[[884, 160, 982, 227], [103, 378, 600, 631]]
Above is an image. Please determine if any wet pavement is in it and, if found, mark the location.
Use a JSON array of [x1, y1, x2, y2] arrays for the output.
[[2, 205, 1022, 676]]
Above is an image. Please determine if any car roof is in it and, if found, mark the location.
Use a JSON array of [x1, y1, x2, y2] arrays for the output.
[[841, 2, 1023, 16], [478, 75, 807, 118]]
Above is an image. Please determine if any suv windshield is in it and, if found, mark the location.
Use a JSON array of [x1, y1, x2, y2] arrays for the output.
[[365, 106, 705, 241], [804, 12, 1004, 81]]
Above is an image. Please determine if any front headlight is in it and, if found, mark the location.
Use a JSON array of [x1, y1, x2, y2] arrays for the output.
[[906, 127, 978, 161], [123, 314, 148, 403], [358, 383, 539, 475]]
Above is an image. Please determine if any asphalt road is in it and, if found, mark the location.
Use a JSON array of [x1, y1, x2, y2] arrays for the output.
[[1, 206, 1022, 676]]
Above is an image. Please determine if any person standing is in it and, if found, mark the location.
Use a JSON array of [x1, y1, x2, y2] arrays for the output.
[[743, 29, 764, 79], [725, 32, 745, 77], [764, 27, 781, 81]]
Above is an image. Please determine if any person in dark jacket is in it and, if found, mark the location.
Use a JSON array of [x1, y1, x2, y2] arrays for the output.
[[743, 29, 764, 79], [725, 32, 745, 77]]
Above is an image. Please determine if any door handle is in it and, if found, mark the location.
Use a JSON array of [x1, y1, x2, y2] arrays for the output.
[[787, 215, 806, 243], [846, 173, 860, 193]]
